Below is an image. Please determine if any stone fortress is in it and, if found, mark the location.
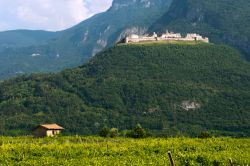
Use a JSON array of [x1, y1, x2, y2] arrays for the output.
[[124, 31, 209, 43]]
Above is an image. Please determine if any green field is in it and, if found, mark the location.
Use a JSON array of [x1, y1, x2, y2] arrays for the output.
[[0, 136, 249, 165]]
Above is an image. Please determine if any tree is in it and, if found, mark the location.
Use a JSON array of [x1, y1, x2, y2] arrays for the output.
[[109, 128, 119, 138], [198, 131, 213, 139], [0, 86, 4, 101], [99, 126, 110, 137], [128, 124, 146, 138]]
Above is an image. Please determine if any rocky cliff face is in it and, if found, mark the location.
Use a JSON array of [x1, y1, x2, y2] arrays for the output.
[[66, 0, 172, 56]]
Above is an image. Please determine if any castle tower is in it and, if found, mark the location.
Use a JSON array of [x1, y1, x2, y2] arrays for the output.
[[153, 32, 158, 38], [125, 37, 129, 43]]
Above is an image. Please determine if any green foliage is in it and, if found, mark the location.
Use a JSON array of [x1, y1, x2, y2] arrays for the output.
[[0, 136, 249, 165], [109, 128, 119, 138], [0, 43, 250, 136], [99, 126, 110, 137], [127, 124, 147, 138], [198, 131, 213, 139]]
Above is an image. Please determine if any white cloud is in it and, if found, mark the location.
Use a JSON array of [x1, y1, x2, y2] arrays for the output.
[[17, 5, 49, 24], [0, 0, 113, 31], [85, 0, 113, 14]]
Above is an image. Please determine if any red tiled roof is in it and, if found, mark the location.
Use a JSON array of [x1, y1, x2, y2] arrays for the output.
[[38, 124, 64, 130]]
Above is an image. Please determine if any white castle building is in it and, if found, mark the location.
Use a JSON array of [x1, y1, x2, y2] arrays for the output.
[[124, 31, 209, 43]]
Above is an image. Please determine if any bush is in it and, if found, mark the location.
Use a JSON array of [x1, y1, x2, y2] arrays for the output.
[[100, 126, 110, 137], [127, 124, 147, 138], [198, 131, 213, 139], [109, 128, 119, 138]]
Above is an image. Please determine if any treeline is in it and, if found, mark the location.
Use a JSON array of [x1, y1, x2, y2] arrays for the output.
[[99, 124, 151, 138]]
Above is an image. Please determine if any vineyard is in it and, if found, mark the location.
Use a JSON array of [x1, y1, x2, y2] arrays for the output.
[[0, 136, 249, 165]]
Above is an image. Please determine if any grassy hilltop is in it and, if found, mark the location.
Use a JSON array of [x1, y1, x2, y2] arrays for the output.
[[0, 42, 250, 136], [0, 136, 249, 165]]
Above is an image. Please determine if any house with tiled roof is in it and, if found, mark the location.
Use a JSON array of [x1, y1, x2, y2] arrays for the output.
[[33, 123, 64, 137]]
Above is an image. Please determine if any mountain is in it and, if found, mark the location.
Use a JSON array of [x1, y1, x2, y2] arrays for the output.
[[0, 30, 60, 50], [0, 42, 250, 136], [0, 30, 62, 79], [0, 0, 172, 79], [1, 0, 250, 80], [149, 0, 250, 60]]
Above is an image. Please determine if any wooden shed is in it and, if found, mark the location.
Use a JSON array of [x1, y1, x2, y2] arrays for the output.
[[33, 123, 64, 137]]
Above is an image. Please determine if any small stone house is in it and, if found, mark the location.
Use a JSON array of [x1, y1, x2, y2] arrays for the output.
[[33, 123, 64, 137]]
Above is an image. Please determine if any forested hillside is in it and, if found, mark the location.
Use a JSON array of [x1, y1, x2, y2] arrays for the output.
[[149, 0, 250, 59], [0, 42, 249, 136]]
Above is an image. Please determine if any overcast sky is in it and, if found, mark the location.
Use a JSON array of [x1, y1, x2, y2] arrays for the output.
[[0, 0, 113, 32]]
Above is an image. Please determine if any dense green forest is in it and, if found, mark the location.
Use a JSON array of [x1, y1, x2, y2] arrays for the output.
[[0, 42, 250, 136]]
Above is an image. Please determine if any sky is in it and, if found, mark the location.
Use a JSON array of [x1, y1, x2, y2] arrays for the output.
[[0, 0, 113, 32]]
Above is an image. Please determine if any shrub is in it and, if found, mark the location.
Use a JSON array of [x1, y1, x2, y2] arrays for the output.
[[109, 128, 119, 138], [100, 126, 110, 137], [127, 124, 147, 138], [198, 131, 213, 139]]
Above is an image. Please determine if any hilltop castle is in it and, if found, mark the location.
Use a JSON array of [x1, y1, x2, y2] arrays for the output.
[[124, 31, 209, 43]]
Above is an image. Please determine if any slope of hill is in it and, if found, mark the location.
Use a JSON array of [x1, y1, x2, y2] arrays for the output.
[[149, 0, 250, 60], [0, 0, 172, 79], [0, 42, 249, 136], [0, 30, 60, 50]]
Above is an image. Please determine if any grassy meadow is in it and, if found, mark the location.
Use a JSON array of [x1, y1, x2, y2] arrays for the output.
[[0, 136, 249, 165]]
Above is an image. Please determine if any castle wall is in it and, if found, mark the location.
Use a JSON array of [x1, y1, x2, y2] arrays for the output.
[[125, 32, 209, 44]]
